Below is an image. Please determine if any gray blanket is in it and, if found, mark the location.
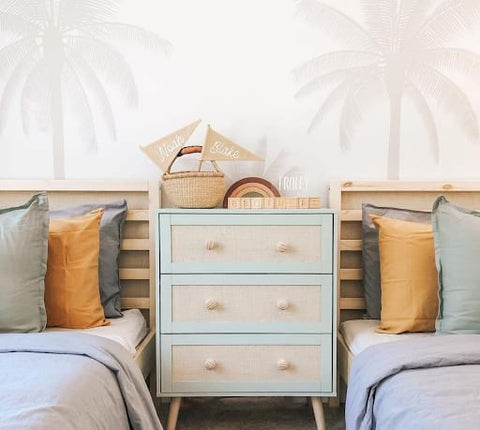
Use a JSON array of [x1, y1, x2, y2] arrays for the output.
[[0, 332, 162, 430], [346, 335, 480, 430]]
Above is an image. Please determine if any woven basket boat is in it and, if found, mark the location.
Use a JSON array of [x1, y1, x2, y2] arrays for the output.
[[161, 148, 225, 208]]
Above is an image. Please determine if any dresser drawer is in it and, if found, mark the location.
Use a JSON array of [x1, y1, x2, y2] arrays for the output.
[[160, 334, 332, 394], [160, 274, 333, 334], [159, 213, 333, 273]]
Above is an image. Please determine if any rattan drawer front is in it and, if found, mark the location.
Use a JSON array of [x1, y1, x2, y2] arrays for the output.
[[161, 334, 332, 394], [172, 224, 321, 263], [161, 274, 333, 333], [159, 213, 333, 273]]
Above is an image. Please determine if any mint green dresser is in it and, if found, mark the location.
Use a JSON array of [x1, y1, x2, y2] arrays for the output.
[[156, 209, 337, 430]]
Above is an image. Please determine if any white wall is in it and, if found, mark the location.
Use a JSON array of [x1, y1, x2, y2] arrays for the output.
[[1, 0, 480, 204]]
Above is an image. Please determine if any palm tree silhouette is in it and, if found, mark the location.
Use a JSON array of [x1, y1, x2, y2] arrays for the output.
[[224, 138, 305, 188], [294, 0, 480, 179], [0, 0, 171, 178]]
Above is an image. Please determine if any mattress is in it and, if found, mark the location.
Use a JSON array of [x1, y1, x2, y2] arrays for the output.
[[340, 319, 434, 356], [46, 309, 148, 356]]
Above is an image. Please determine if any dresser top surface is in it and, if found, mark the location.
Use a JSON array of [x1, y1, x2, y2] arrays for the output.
[[157, 208, 336, 215]]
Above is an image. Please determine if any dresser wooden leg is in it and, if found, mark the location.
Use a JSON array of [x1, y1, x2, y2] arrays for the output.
[[166, 397, 181, 430], [310, 397, 326, 430]]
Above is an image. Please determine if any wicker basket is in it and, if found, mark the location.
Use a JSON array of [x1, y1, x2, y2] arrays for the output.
[[162, 156, 225, 208]]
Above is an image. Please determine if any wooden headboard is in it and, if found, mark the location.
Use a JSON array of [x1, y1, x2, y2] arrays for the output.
[[329, 180, 480, 327], [0, 180, 160, 330]]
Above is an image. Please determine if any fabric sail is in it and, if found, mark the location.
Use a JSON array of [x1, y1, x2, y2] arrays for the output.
[[201, 125, 263, 162], [140, 119, 201, 172]]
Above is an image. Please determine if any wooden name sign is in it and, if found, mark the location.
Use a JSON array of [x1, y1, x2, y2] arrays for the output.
[[140, 121, 263, 173], [140, 120, 201, 172], [201, 125, 263, 162]]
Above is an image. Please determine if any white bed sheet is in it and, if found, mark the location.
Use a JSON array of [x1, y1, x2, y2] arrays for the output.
[[341, 319, 434, 356], [46, 309, 148, 356]]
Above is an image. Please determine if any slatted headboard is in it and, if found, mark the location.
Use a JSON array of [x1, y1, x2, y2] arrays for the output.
[[0, 180, 160, 329], [329, 180, 480, 326]]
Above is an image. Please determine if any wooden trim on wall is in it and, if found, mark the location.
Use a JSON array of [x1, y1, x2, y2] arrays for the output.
[[148, 180, 161, 330], [126, 210, 150, 221], [339, 180, 480, 192], [329, 181, 342, 332], [0, 179, 150, 192]]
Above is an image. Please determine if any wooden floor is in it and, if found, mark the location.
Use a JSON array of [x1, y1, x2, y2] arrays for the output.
[[157, 397, 345, 430]]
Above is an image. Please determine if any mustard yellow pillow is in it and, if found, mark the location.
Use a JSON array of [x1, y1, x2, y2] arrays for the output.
[[45, 209, 109, 329], [371, 215, 439, 334]]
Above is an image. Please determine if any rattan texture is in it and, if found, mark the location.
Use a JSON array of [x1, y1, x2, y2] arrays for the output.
[[162, 170, 225, 208]]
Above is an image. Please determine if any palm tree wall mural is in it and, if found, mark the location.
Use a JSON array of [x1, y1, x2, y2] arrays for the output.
[[0, 0, 171, 179], [223, 138, 307, 193], [294, 0, 480, 179]]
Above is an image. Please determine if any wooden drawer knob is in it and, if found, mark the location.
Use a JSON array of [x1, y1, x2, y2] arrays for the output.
[[277, 359, 290, 371], [205, 239, 216, 250], [276, 298, 289, 310], [276, 241, 288, 253], [204, 359, 217, 370], [204, 298, 218, 310]]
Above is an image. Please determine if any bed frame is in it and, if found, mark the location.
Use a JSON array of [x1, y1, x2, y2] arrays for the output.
[[329, 180, 480, 387], [0, 180, 160, 385]]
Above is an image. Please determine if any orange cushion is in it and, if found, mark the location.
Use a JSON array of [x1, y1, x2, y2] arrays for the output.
[[371, 215, 439, 334], [45, 209, 109, 329]]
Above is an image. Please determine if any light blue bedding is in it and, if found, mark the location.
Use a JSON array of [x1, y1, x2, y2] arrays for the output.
[[346, 335, 480, 430], [0, 332, 162, 430]]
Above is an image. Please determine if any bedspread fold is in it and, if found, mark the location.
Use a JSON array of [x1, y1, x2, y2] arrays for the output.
[[0, 332, 161, 430], [346, 335, 480, 430]]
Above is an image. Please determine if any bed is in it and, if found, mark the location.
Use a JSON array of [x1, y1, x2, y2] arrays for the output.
[[0, 180, 161, 429], [330, 180, 480, 429]]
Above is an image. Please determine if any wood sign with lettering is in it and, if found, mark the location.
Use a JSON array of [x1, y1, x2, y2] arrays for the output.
[[140, 119, 201, 172], [201, 125, 263, 162], [140, 121, 262, 173]]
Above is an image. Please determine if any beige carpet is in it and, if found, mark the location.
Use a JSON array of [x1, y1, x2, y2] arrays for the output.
[[158, 397, 345, 430]]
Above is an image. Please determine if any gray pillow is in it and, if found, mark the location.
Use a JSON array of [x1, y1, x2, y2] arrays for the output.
[[432, 196, 480, 334], [0, 193, 49, 333], [362, 203, 431, 319], [51, 200, 127, 318]]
